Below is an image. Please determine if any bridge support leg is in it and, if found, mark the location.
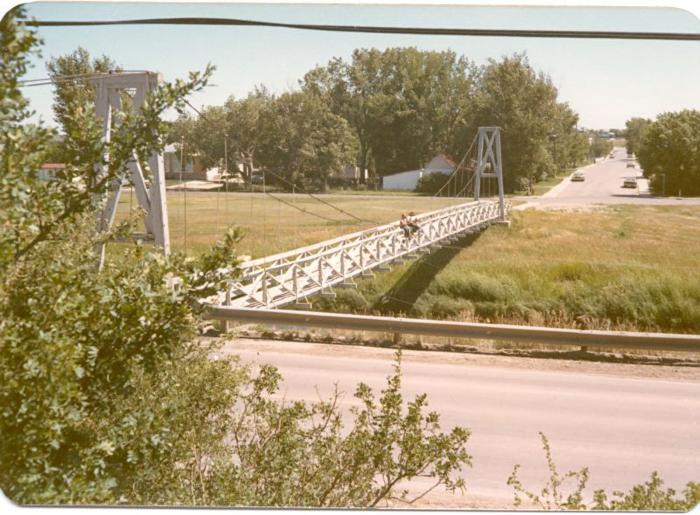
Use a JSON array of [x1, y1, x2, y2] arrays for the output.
[[94, 72, 170, 270]]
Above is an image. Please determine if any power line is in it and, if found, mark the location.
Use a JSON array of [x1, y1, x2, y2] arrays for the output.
[[17, 70, 151, 87], [26, 17, 700, 41]]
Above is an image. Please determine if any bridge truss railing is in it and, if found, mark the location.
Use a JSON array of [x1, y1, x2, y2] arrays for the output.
[[221, 199, 510, 309]]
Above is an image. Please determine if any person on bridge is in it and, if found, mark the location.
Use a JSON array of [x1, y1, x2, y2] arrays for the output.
[[399, 213, 411, 239], [400, 212, 420, 240]]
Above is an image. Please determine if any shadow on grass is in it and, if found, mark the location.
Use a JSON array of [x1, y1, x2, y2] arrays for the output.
[[372, 230, 483, 315]]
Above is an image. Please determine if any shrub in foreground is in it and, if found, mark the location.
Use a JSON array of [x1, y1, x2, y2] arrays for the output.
[[508, 433, 699, 511], [0, 8, 471, 506]]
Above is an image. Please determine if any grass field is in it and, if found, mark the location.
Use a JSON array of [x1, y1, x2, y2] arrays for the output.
[[113, 190, 465, 257]]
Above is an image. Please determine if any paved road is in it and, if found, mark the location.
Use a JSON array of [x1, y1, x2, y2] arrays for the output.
[[518, 147, 700, 209], [222, 339, 700, 508]]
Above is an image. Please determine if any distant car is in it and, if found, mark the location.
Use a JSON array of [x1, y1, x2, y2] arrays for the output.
[[623, 178, 637, 188], [250, 174, 264, 185], [222, 174, 245, 185], [626, 163, 636, 168], [570, 171, 585, 182]]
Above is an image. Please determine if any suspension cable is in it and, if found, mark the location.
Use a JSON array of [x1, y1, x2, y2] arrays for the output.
[[434, 132, 478, 197], [263, 169, 377, 225], [18, 70, 152, 87], [263, 190, 343, 224], [182, 98, 378, 226]]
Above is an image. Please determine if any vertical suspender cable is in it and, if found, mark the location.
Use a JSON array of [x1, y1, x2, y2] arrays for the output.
[[179, 136, 188, 254], [223, 131, 230, 232]]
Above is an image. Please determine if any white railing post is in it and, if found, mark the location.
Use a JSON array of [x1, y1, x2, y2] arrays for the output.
[[262, 273, 269, 307], [318, 257, 325, 288], [293, 266, 299, 300]]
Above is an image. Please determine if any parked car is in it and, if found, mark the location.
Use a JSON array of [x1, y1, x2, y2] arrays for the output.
[[623, 178, 637, 188], [626, 163, 636, 168], [570, 171, 585, 182]]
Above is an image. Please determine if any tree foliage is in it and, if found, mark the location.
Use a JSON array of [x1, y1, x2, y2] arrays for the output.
[[624, 117, 651, 156], [169, 105, 228, 169], [0, 10, 471, 505], [302, 47, 479, 181], [46, 46, 118, 141], [415, 172, 450, 194], [169, 48, 589, 193], [225, 87, 270, 179], [636, 110, 700, 197], [472, 54, 581, 191], [508, 432, 699, 511], [589, 135, 613, 158], [256, 91, 358, 192]]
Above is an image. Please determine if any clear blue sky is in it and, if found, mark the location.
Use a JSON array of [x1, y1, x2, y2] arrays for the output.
[[18, 1, 700, 130]]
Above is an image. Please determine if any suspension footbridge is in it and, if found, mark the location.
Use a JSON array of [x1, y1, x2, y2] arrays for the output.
[[85, 71, 510, 310], [221, 197, 510, 309]]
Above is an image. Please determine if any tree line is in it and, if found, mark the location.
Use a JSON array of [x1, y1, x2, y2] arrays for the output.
[[625, 112, 700, 197], [168, 48, 591, 192]]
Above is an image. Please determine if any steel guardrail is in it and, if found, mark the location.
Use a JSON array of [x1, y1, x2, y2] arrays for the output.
[[205, 306, 700, 353]]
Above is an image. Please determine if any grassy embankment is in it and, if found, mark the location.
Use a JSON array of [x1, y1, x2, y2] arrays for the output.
[[315, 205, 700, 334], [115, 192, 700, 334]]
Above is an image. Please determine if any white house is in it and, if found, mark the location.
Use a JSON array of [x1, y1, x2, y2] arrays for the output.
[[382, 154, 456, 191], [163, 143, 214, 180]]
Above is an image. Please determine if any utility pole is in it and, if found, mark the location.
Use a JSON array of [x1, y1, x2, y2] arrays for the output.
[[549, 133, 559, 173], [661, 173, 666, 197], [180, 136, 187, 254], [224, 131, 229, 178]]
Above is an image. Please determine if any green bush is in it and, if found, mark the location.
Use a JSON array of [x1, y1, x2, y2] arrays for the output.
[[509, 433, 699, 511], [415, 172, 451, 194]]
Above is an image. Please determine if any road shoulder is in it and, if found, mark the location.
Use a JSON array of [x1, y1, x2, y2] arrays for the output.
[[218, 337, 700, 383]]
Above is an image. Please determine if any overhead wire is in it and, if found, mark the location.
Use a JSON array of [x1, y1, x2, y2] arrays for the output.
[[18, 70, 152, 87], [27, 17, 700, 41]]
